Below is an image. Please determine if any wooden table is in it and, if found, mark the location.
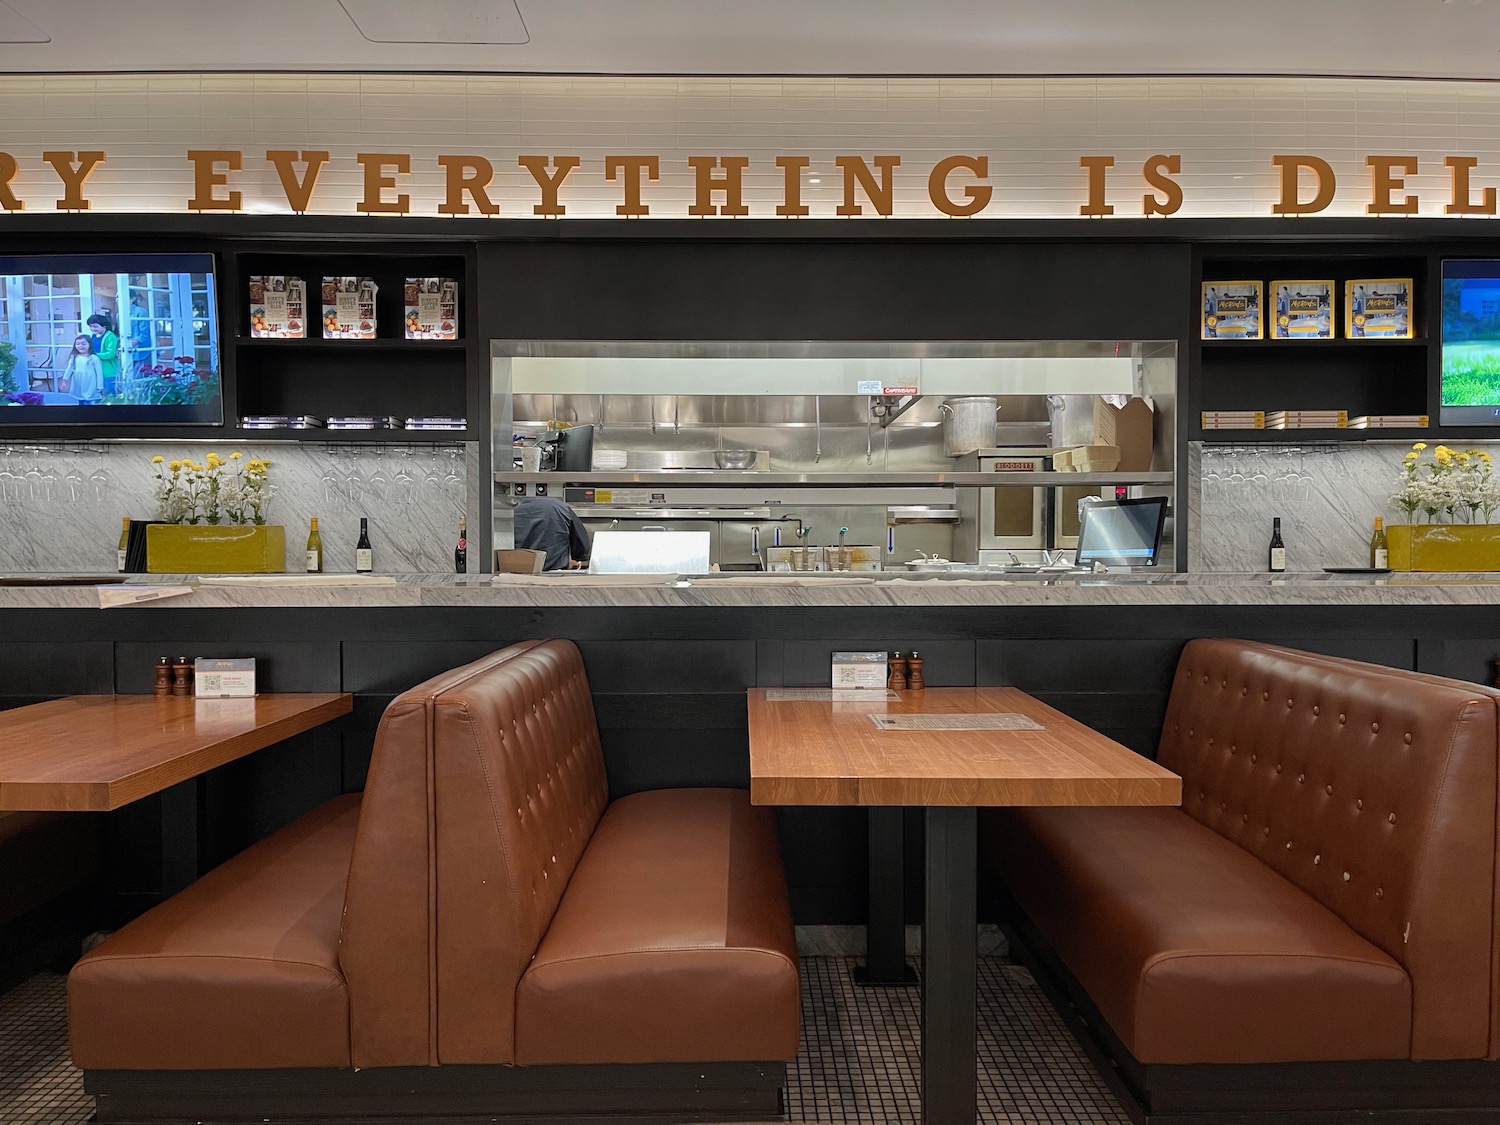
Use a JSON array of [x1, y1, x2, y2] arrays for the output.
[[0, 694, 353, 812], [748, 686, 1181, 1125]]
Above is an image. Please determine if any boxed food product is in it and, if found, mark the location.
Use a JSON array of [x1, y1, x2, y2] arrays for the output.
[[1201, 280, 1263, 340], [248, 276, 307, 339], [322, 276, 378, 339], [404, 276, 459, 340], [1270, 279, 1334, 339], [1346, 278, 1413, 339]]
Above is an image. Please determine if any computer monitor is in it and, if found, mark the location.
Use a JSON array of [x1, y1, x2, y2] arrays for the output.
[[544, 425, 596, 472], [1075, 497, 1168, 569]]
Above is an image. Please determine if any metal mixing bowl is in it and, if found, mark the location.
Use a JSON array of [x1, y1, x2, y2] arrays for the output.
[[713, 450, 757, 469]]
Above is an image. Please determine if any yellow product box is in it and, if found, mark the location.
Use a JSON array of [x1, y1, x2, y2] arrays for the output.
[[1270, 280, 1334, 339], [1202, 281, 1262, 340], [1346, 278, 1414, 339]]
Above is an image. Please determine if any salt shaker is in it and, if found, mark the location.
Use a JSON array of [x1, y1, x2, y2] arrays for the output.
[[153, 656, 173, 697], [888, 651, 907, 691], [907, 651, 925, 690]]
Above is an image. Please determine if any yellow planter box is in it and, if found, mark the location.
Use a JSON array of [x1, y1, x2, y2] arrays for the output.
[[146, 524, 286, 574], [1386, 523, 1500, 572]]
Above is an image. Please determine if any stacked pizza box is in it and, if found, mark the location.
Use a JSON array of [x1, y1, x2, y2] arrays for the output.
[[1200, 410, 1265, 429], [1265, 410, 1348, 429], [1347, 415, 1429, 429]]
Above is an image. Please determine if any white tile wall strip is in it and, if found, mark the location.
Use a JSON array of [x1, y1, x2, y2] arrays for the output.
[[1191, 440, 1500, 573], [0, 74, 1493, 219], [0, 441, 473, 575]]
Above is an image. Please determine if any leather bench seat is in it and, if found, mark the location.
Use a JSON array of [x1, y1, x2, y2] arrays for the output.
[[517, 787, 800, 1065], [69, 794, 360, 1071], [986, 804, 1411, 1064], [984, 638, 1500, 1081], [68, 639, 799, 1124]]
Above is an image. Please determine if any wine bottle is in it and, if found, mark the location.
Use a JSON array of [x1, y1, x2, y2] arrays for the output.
[[1369, 516, 1388, 569], [116, 516, 130, 573], [1268, 517, 1286, 572], [355, 518, 373, 573], [454, 515, 468, 574], [306, 516, 323, 573]]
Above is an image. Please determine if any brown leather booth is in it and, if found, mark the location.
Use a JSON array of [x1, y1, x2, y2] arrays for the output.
[[984, 639, 1500, 1124], [68, 639, 800, 1123]]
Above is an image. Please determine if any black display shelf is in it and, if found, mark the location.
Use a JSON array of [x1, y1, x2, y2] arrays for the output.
[[1194, 428, 1433, 443], [1199, 338, 1427, 349], [235, 337, 466, 352]]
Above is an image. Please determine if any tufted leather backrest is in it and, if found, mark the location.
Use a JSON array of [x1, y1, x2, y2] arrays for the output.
[[1159, 639, 1499, 1059], [340, 639, 609, 1068]]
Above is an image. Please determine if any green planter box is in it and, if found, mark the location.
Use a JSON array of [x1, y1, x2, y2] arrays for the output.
[[146, 524, 286, 574]]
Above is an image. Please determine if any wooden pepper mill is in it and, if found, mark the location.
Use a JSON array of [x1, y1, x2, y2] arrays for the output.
[[907, 650, 925, 690], [888, 651, 907, 691], [153, 656, 173, 697], [171, 656, 193, 697]]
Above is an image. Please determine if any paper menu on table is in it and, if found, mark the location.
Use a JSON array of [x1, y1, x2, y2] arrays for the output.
[[96, 585, 193, 609], [868, 713, 1045, 731]]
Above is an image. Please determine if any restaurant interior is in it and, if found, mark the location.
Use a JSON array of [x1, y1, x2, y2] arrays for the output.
[[3, 5, 1500, 1125]]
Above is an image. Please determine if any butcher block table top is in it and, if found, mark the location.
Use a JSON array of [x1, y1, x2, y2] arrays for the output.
[[0, 693, 353, 811], [747, 686, 1181, 809]]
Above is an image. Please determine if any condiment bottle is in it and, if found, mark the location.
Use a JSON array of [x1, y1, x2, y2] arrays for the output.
[[907, 651, 925, 690], [171, 656, 193, 697], [888, 651, 907, 691], [153, 656, 173, 696]]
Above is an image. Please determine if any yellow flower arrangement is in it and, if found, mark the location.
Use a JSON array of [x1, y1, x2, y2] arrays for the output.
[[150, 451, 275, 525], [1391, 442, 1497, 524]]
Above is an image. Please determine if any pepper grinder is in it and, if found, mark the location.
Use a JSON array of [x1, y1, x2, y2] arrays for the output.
[[153, 656, 173, 697], [888, 651, 907, 691], [171, 656, 193, 697], [907, 650, 925, 690]]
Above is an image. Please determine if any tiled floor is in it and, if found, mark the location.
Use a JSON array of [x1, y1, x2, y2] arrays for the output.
[[0, 957, 1128, 1124]]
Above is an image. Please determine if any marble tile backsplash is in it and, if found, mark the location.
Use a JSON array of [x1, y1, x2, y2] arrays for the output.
[[1191, 440, 1500, 572], [0, 442, 475, 574]]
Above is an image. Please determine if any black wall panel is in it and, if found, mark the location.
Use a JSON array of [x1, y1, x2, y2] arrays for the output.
[[484, 239, 1188, 342], [9, 602, 1500, 923], [775, 639, 976, 688], [0, 641, 113, 703], [115, 640, 341, 694]]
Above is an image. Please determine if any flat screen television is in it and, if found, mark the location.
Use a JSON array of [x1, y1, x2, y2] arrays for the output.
[[1441, 260, 1500, 425], [0, 253, 221, 425]]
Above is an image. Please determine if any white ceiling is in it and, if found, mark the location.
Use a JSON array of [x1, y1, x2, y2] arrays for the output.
[[0, 0, 1496, 81]]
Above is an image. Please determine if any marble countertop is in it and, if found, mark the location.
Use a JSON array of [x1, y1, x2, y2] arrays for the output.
[[7, 571, 1500, 608]]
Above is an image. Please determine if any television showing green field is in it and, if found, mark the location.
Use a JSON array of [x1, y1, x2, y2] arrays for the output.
[[1442, 261, 1500, 425]]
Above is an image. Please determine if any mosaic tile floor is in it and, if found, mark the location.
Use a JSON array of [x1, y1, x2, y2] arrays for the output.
[[0, 958, 1127, 1124]]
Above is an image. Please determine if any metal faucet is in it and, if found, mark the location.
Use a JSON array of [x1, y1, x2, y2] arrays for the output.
[[780, 514, 806, 539]]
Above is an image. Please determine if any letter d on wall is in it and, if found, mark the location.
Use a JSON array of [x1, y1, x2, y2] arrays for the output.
[[1272, 155, 1335, 215]]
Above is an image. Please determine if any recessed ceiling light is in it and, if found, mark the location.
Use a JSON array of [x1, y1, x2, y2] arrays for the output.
[[338, 0, 528, 45], [0, 1, 49, 43]]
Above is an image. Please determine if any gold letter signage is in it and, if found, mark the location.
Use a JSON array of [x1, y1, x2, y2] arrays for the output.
[[0, 146, 1493, 220]]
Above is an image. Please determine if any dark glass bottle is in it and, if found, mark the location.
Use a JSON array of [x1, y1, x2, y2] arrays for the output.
[[355, 518, 373, 574], [1268, 517, 1286, 573], [454, 516, 468, 574]]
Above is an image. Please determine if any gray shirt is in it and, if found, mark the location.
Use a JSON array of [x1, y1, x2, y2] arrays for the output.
[[513, 496, 591, 571]]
